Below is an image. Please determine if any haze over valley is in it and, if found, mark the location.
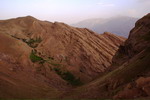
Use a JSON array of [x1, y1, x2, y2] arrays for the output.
[[72, 16, 139, 37]]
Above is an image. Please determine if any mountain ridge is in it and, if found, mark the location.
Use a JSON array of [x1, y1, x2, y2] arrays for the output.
[[0, 14, 150, 99], [72, 16, 139, 37], [0, 16, 125, 98]]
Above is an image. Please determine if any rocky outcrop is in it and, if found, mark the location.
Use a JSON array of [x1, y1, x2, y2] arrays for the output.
[[111, 13, 150, 99], [114, 77, 150, 99], [113, 13, 150, 65]]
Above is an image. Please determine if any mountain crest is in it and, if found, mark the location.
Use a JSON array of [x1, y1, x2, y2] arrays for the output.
[[17, 15, 38, 21]]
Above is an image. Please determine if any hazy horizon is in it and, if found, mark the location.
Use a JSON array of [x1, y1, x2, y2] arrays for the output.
[[0, 0, 150, 24]]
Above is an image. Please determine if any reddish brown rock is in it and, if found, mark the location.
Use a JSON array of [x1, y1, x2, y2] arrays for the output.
[[0, 16, 125, 98], [113, 13, 150, 65], [63, 13, 150, 99]]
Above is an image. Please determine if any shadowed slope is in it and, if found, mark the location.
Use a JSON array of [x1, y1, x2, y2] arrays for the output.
[[63, 14, 150, 99]]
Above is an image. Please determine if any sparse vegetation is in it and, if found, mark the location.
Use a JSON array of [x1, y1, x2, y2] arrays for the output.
[[46, 57, 62, 67], [28, 37, 42, 44], [30, 50, 44, 63], [11, 35, 42, 48], [54, 67, 82, 86], [23, 37, 42, 48]]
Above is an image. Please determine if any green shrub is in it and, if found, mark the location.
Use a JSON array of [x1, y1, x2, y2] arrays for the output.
[[53, 67, 62, 75], [54, 68, 82, 86], [63, 71, 82, 86], [30, 50, 44, 63]]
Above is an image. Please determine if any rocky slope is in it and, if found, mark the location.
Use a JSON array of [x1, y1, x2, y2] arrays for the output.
[[113, 13, 150, 99], [113, 13, 150, 65], [64, 13, 150, 99], [0, 16, 125, 98]]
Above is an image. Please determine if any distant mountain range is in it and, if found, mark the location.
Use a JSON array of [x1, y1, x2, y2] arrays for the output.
[[72, 16, 139, 37]]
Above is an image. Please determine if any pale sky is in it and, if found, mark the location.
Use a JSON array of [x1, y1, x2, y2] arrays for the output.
[[0, 0, 150, 24]]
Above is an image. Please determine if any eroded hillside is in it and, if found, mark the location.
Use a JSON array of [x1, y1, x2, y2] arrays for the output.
[[0, 16, 125, 98], [64, 13, 150, 99]]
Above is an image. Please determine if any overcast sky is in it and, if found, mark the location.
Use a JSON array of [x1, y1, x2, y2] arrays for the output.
[[0, 0, 150, 24]]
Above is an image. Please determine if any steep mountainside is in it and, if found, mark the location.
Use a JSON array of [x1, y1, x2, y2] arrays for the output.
[[0, 16, 125, 98], [65, 14, 150, 99], [113, 13, 150, 65], [112, 13, 150, 99], [72, 16, 138, 37]]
